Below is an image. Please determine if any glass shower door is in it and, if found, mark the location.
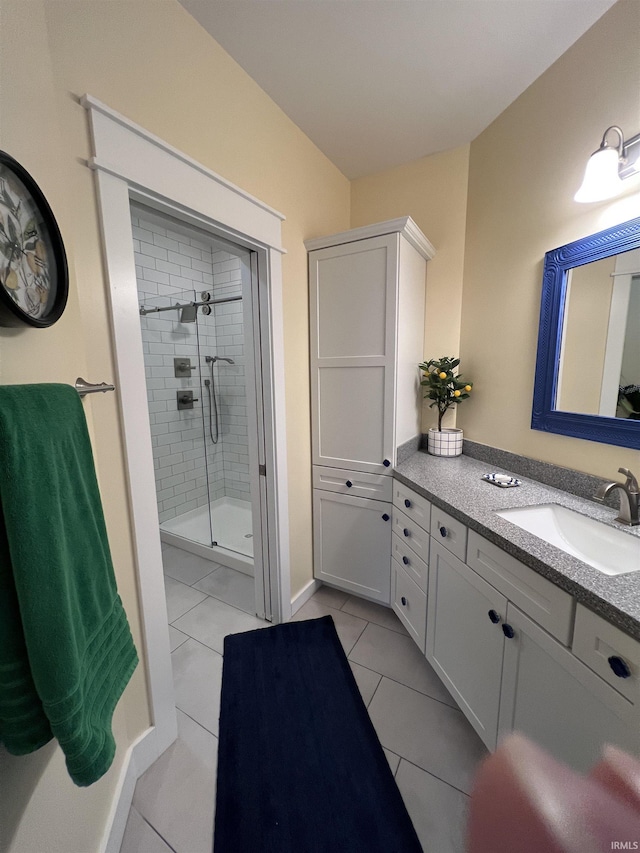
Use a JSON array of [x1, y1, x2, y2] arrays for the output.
[[139, 287, 216, 550]]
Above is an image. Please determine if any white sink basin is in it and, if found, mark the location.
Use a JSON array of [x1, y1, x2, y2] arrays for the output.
[[496, 504, 640, 576]]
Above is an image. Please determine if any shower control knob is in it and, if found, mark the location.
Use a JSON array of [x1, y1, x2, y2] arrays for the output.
[[177, 390, 199, 410]]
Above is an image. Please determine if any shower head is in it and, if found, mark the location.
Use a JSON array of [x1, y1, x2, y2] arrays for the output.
[[179, 303, 198, 323]]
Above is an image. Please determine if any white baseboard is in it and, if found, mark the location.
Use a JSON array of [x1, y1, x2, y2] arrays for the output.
[[101, 718, 177, 853], [291, 578, 321, 615]]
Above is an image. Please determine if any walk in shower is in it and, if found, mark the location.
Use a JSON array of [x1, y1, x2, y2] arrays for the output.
[[133, 202, 254, 577]]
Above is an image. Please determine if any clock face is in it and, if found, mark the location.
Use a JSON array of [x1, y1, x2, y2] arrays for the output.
[[0, 152, 68, 327]]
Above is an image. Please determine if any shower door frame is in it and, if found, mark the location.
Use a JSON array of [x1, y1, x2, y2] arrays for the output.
[[83, 96, 290, 787]]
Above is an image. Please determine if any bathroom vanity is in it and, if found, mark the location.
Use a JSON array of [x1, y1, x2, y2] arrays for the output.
[[391, 450, 640, 772], [306, 217, 639, 773]]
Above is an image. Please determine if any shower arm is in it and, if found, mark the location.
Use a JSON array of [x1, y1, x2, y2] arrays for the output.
[[139, 295, 242, 316]]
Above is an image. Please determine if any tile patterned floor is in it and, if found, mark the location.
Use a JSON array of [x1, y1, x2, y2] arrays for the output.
[[120, 547, 488, 853]]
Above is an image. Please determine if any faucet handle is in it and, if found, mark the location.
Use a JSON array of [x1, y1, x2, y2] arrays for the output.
[[618, 468, 640, 493]]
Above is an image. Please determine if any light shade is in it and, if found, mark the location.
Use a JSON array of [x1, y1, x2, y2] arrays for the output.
[[574, 146, 624, 203]]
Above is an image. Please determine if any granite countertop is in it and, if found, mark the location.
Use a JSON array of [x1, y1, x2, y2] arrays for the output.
[[394, 451, 640, 642]]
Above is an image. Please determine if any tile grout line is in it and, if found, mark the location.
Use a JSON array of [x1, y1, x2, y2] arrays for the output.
[[195, 589, 259, 618], [165, 569, 261, 621], [172, 633, 224, 662], [175, 705, 220, 742], [168, 594, 210, 627], [395, 756, 473, 799], [337, 592, 408, 635], [137, 808, 180, 853], [364, 659, 384, 709], [169, 590, 262, 630], [350, 659, 460, 713]]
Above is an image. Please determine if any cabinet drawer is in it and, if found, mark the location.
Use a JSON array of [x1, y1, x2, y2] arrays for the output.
[[430, 506, 468, 562], [467, 531, 574, 645], [392, 559, 427, 652], [392, 480, 431, 531], [572, 604, 640, 705], [392, 506, 430, 564], [392, 533, 428, 592], [313, 465, 392, 501]]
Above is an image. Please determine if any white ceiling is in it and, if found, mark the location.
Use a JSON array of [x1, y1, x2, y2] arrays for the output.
[[178, 0, 616, 179]]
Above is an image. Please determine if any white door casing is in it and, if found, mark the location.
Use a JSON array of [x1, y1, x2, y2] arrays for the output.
[[83, 96, 291, 780]]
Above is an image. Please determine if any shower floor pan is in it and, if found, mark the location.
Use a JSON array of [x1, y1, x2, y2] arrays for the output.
[[160, 497, 254, 576]]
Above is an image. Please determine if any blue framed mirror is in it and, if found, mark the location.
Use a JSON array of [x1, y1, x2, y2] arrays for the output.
[[532, 215, 640, 449]]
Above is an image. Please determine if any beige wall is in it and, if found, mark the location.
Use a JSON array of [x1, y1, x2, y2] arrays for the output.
[[0, 2, 349, 851], [351, 145, 471, 429], [459, 0, 640, 479]]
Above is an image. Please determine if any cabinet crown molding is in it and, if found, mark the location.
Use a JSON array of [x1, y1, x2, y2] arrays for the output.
[[305, 216, 436, 262]]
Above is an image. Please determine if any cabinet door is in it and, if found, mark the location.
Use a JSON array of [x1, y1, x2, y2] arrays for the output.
[[392, 558, 427, 651], [309, 235, 398, 474], [313, 489, 392, 603], [426, 541, 507, 750], [498, 604, 639, 772]]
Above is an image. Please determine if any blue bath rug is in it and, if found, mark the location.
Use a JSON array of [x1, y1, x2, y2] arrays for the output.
[[213, 615, 422, 852]]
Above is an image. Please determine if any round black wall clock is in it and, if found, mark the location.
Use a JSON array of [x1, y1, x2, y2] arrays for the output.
[[0, 151, 68, 328]]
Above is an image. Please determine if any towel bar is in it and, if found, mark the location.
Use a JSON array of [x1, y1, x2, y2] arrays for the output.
[[75, 377, 116, 397]]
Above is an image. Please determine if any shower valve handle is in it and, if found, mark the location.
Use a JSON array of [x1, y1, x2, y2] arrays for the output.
[[180, 394, 199, 403]]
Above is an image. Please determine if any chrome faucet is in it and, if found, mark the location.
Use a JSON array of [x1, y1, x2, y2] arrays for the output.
[[594, 468, 640, 526]]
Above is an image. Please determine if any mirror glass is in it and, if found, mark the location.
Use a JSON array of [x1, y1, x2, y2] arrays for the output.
[[531, 215, 640, 450], [556, 249, 640, 420]]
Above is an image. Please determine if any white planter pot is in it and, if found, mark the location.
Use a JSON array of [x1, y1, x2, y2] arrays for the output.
[[427, 428, 463, 457]]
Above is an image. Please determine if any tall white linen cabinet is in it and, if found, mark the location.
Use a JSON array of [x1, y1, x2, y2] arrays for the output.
[[306, 218, 435, 604]]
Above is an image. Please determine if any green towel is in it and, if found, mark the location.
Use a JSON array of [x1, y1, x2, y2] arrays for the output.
[[0, 384, 138, 786]]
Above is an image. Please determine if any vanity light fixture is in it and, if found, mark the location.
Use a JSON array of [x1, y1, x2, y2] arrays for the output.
[[574, 126, 640, 203]]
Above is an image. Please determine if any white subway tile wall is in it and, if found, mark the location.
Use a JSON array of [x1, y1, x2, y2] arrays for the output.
[[132, 205, 251, 526]]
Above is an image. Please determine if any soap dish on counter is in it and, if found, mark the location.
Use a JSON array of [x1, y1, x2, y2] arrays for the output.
[[482, 473, 522, 488]]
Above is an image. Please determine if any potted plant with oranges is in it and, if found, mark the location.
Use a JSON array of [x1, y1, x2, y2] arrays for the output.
[[419, 357, 473, 456]]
